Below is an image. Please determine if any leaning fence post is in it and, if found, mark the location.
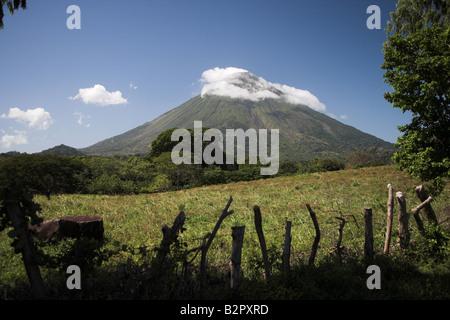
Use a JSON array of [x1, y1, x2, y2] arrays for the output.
[[412, 196, 433, 237], [282, 221, 292, 273], [306, 204, 320, 266], [415, 185, 437, 224], [384, 184, 394, 255], [156, 210, 186, 264], [230, 225, 245, 299], [253, 205, 271, 282], [200, 196, 234, 294], [396, 192, 410, 249], [334, 217, 345, 260], [140, 210, 187, 297], [364, 208, 374, 260]]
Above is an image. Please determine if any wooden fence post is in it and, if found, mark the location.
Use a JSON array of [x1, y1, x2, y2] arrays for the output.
[[230, 225, 245, 299], [396, 192, 410, 249], [412, 208, 426, 237], [200, 196, 234, 293], [306, 204, 320, 266], [412, 196, 433, 237], [253, 205, 271, 282], [364, 208, 374, 260], [140, 210, 186, 296], [334, 217, 345, 259], [156, 210, 186, 265], [282, 220, 292, 273], [415, 185, 437, 224], [384, 184, 394, 255]]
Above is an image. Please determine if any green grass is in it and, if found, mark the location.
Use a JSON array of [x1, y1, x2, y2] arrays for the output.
[[1, 166, 449, 299]]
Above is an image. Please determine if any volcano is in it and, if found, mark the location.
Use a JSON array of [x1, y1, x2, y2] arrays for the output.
[[79, 68, 393, 161]]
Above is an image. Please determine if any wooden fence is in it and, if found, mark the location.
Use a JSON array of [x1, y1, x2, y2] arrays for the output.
[[7, 182, 437, 299], [155, 184, 437, 298]]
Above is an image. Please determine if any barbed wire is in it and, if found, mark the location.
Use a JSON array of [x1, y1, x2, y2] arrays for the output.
[[121, 204, 388, 255]]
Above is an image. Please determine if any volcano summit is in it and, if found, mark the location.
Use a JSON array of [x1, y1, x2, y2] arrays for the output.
[[200, 67, 326, 112]]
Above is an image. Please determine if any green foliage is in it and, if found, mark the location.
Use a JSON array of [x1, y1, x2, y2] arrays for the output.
[[203, 166, 226, 185], [37, 237, 117, 273], [345, 151, 388, 169], [144, 173, 172, 193], [0, 155, 44, 259], [78, 155, 154, 194], [86, 174, 136, 195], [1, 166, 449, 299], [0, 154, 87, 200], [307, 157, 345, 173], [0, 145, 397, 198], [227, 164, 262, 182], [382, 0, 450, 192], [150, 152, 204, 190], [278, 160, 301, 175], [146, 127, 180, 159], [386, 0, 448, 36], [409, 222, 450, 263], [40, 144, 85, 156]]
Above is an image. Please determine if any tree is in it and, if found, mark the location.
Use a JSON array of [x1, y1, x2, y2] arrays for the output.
[[0, 154, 86, 199], [386, 0, 448, 36], [308, 158, 345, 173], [0, 0, 27, 29], [346, 151, 376, 169], [23, 154, 86, 199], [146, 127, 214, 165], [381, 0, 449, 192], [146, 128, 181, 159], [150, 152, 203, 190], [0, 154, 45, 298], [278, 160, 300, 175]]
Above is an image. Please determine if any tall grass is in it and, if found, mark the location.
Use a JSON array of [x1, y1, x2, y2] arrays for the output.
[[1, 166, 449, 299]]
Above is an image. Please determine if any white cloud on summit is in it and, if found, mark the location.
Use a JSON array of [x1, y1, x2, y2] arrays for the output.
[[69, 84, 128, 106], [1, 107, 53, 130], [200, 67, 279, 102], [273, 84, 326, 111], [200, 67, 326, 112]]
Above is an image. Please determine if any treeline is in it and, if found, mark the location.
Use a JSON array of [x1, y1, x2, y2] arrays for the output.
[[0, 130, 393, 197]]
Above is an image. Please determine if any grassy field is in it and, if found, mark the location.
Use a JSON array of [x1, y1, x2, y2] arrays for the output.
[[1, 165, 449, 299]]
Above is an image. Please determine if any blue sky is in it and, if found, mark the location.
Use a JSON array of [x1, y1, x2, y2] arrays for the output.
[[0, 0, 410, 154]]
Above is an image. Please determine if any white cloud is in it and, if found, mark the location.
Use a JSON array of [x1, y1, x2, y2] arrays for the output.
[[340, 114, 348, 120], [1, 130, 28, 148], [1, 107, 53, 130], [69, 84, 128, 106], [74, 112, 91, 127], [129, 82, 138, 90], [200, 67, 326, 112], [273, 84, 326, 112]]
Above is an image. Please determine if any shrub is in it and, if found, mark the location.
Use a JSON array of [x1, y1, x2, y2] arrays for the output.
[[144, 174, 172, 193], [308, 158, 345, 173], [86, 174, 137, 195]]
